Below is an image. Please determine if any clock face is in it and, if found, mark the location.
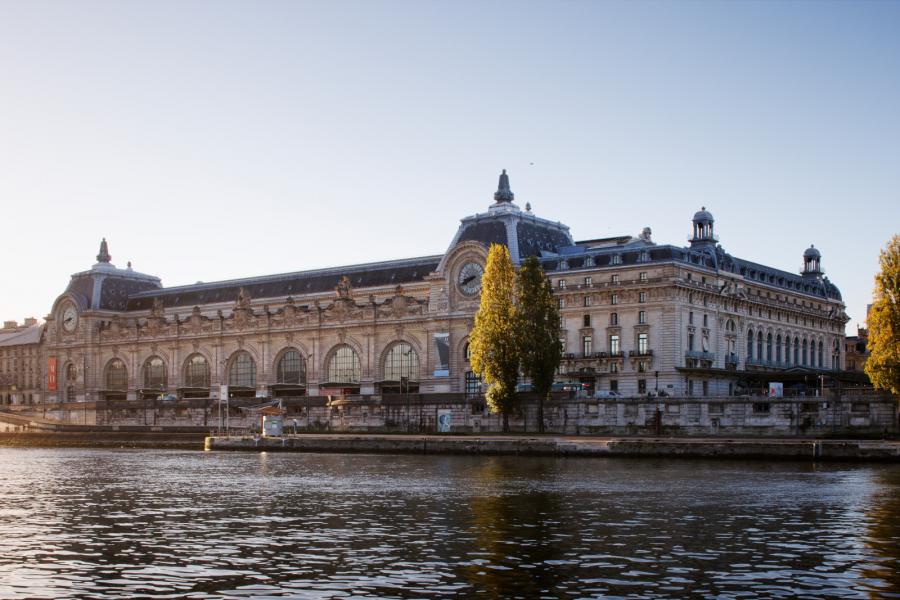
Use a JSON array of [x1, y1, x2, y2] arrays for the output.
[[62, 306, 78, 332], [457, 262, 484, 296]]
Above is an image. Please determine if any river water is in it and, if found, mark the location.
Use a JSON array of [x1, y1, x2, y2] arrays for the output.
[[0, 449, 897, 599]]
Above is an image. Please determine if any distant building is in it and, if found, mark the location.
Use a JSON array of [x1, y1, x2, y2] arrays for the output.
[[845, 327, 870, 373], [8, 171, 851, 405]]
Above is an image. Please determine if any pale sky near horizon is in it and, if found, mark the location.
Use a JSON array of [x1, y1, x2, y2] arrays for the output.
[[1, 1, 898, 330]]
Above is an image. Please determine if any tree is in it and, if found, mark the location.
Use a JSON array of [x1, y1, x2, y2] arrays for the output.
[[516, 256, 560, 433], [865, 235, 900, 396], [469, 244, 519, 432]]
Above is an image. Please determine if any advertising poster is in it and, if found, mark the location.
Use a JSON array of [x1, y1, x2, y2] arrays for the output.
[[437, 409, 452, 433], [768, 382, 784, 398]]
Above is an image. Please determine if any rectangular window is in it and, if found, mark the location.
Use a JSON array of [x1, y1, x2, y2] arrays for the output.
[[688, 333, 695, 351], [638, 310, 646, 324], [638, 361, 646, 373], [583, 314, 591, 327], [584, 277, 592, 286], [584, 296, 592, 307], [703, 314, 708, 327], [638, 379, 647, 393], [639, 271, 648, 282], [558, 298, 565, 309], [688, 380, 695, 395], [639, 292, 647, 303], [639, 251, 649, 262], [582, 336, 592, 356], [611, 293, 618, 305], [689, 311, 694, 324], [610, 379, 618, 392], [559, 338, 566, 354], [609, 334, 620, 354], [702, 380, 709, 396], [611, 254, 622, 265], [559, 280, 566, 289], [610, 312, 618, 325], [610, 362, 619, 373], [611, 274, 620, 284], [638, 333, 649, 354]]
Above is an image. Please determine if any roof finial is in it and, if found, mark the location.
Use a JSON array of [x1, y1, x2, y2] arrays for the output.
[[493, 169, 515, 203], [96, 238, 111, 263]]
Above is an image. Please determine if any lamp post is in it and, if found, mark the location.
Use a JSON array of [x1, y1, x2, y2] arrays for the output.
[[402, 376, 409, 433]]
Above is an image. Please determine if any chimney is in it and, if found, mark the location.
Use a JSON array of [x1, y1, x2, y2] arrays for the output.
[[24, 317, 37, 327], [3, 320, 17, 329]]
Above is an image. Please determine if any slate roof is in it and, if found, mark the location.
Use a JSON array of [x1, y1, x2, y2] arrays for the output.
[[0, 325, 43, 347], [126, 255, 442, 311]]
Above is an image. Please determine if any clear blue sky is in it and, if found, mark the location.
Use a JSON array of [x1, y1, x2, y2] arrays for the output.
[[1, 1, 898, 331]]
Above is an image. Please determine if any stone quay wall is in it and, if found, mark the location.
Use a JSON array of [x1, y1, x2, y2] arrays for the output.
[[7, 390, 897, 437]]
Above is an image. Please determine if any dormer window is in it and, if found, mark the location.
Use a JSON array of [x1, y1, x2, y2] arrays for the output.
[[639, 251, 649, 262], [584, 256, 595, 267], [558, 280, 567, 290], [611, 254, 622, 265]]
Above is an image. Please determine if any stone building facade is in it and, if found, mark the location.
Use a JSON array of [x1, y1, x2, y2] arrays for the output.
[[22, 171, 849, 408]]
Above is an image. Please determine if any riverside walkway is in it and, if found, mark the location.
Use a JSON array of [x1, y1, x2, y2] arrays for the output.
[[205, 433, 900, 461]]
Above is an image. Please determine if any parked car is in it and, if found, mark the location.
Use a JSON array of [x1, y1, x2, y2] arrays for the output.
[[593, 390, 621, 399]]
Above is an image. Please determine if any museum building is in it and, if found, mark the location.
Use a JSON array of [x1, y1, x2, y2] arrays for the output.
[[15, 170, 848, 406]]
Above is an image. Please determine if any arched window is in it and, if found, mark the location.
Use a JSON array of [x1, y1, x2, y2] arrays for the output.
[[143, 357, 167, 389], [766, 333, 773, 362], [229, 352, 256, 388], [384, 342, 419, 382], [747, 329, 754, 360], [794, 338, 800, 365], [818, 341, 824, 368], [610, 312, 618, 325], [106, 359, 127, 390], [326, 345, 360, 384], [802, 339, 808, 366], [776, 335, 782, 363], [464, 342, 472, 363], [66, 363, 77, 382], [183, 354, 209, 389], [784, 336, 791, 365], [276, 349, 306, 384], [757, 331, 763, 361]]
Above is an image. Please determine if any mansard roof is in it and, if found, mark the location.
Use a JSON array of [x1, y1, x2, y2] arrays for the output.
[[126, 255, 441, 311]]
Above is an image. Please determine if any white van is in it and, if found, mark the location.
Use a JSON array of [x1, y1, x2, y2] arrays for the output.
[[593, 390, 620, 399]]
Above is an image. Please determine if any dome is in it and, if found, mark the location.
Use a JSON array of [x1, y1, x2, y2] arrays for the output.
[[803, 245, 821, 259], [693, 207, 714, 223]]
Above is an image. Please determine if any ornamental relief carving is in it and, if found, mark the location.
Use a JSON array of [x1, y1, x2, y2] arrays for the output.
[[376, 285, 425, 319]]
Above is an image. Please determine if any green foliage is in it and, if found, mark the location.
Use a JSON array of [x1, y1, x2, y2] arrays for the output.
[[469, 244, 520, 428], [515, 256, 560, 431], [865, 235, 900, 397]]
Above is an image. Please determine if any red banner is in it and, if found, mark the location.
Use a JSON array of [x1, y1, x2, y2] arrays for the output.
[[47, 357, 57, 391]]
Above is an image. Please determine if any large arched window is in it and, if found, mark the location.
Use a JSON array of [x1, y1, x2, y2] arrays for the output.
[[802, 339, 808, 366], [143, 357, 167, 389], [106, 359, 128, 390], [276, 349, 306, 385], [229, 352, 256, 388], [747, 329, 754, 360], [776, 335, 782, 363], [66, 363, 77, 383], [183, 354, 209, 389], [793, 337, 800, 365], [766, 333, 773, 362], [756, 331, 763, 361], [326, 345, 361, 384], [383, 342, 420, 382], [818, 340, 824, 368]]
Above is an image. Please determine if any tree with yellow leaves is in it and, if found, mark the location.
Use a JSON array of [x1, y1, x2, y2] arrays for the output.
[[469, 244, 520, 432], [865, 235, 900, 397]]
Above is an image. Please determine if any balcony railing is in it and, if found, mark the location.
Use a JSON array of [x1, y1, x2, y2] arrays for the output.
[[628, 350, 653, 357], [685, 350, 716, 361]]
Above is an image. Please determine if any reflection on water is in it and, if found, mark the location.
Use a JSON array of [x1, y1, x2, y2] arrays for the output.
[[0, 449, 897, 599]]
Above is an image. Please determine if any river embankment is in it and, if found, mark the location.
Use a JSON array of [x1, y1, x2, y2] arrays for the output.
[[205, 433, 900, 461], [0, 431, 207, 449]]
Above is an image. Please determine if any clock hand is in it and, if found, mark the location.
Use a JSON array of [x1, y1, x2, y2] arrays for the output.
[[462, 275, 476, 285]]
